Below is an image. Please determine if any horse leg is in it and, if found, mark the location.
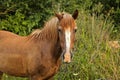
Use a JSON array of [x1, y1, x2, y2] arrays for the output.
[[0, 72, 3, 80]]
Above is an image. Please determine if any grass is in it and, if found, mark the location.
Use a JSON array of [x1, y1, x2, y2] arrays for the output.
[[2, 9, 120, 80]]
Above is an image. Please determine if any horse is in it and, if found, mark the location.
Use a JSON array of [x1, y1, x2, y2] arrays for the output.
[[0, 10, 78, 80]]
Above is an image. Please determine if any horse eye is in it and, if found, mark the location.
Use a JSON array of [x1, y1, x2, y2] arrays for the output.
[[58, 28, 62, 32], [74, 29, 77, 33]]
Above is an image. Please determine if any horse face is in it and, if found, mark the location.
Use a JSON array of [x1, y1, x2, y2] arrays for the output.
[[55, 10, 78, 63]]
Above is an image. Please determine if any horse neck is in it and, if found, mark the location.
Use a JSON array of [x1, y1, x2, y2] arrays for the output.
[[43, 17, 62, 60], [54, 40, 62, 61], [41, 26, 62, 61], [28, 17, 62, 60]]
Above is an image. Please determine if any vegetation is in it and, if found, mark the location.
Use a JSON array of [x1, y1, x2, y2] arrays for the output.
[[0, 0, 120, 80]]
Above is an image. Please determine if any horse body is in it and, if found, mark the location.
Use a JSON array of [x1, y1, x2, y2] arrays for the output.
[[0, 31, 27, 75], [0, 30, 61, 79], [0, 10, 78, 80]]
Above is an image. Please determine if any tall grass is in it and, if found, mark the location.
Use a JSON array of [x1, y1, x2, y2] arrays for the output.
[[2, 8, 120, 80]]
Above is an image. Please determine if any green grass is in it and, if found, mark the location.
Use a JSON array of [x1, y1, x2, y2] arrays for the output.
[[2, 9, 120, 80], [2, 74, 28, 80]]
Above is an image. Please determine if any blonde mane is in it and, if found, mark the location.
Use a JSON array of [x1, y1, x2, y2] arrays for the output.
[[30, 17, 59, 41]]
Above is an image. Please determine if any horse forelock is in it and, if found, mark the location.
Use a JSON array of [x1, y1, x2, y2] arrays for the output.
[[30, 17, 59, 41], [60, 13, 75, 28]]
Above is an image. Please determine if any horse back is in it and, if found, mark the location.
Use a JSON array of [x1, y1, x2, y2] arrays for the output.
[[0, 30, 20, 39]]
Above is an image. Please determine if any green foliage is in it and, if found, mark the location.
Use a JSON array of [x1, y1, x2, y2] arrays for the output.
[[0, 0, 54, 35], [91, 0, 120, 37], [2, 74, 28, 80]]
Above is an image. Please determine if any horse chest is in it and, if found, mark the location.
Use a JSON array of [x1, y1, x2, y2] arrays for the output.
[[35, 60, 61, 80]]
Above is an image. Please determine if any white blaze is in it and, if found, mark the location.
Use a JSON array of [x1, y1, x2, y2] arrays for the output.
[[65, 28, 71, 53]]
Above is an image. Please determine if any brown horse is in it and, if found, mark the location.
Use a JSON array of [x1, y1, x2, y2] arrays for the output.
[[0, 10, 78, 80]]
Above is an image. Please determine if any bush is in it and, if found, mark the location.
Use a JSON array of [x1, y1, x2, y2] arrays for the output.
[[0, 0, 54, 35]]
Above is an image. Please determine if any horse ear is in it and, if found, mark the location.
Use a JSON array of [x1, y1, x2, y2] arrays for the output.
[[55, 13, 63, 20], [72, 10, 78, 20]]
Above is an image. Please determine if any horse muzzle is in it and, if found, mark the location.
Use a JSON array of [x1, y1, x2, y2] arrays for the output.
[[63, 52, 73, 63]]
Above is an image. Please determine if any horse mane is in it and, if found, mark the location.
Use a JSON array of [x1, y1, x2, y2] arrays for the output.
[[29, 17, 59, 41]]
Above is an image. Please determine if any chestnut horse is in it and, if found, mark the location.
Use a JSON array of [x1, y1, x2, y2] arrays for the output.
[[0, 10, 78, 80]]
